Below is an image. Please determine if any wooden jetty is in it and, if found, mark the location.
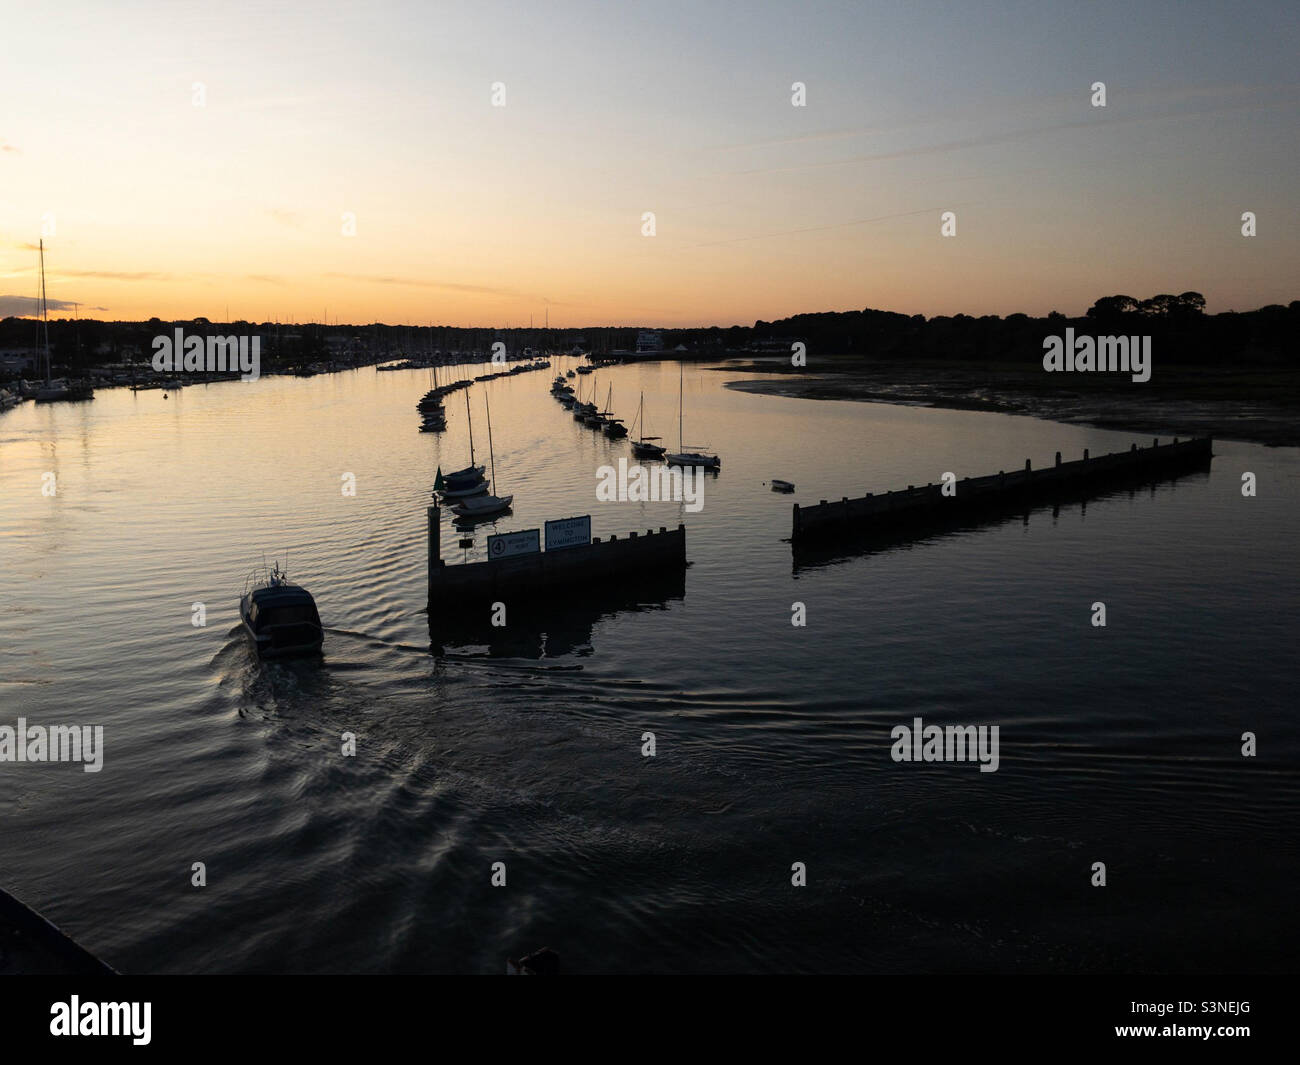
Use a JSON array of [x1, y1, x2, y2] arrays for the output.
[[791, 437, 1213, 542], [427, 507, 687, 609]]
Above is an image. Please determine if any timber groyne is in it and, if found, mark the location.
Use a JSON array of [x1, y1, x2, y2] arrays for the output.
[[791, 436, 1213, 542]]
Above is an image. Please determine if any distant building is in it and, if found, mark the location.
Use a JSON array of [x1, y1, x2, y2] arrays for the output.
[[636, 330, 664, 354], [0, 349, 38, 374], [748, 337, 800, 353]]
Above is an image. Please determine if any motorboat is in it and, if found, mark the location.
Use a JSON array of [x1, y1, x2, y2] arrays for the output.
[[239, 564, 324, 658]]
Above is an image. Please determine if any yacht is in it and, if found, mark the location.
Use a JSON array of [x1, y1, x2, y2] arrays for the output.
[[664, 364, 720, 470], [629, 392, 665, 458]]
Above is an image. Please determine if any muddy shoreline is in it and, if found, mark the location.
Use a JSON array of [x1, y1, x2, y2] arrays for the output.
[[717, 358, 1300, 447]]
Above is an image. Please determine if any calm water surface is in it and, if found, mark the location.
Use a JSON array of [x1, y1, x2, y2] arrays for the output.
[[1, 360, 1296, 973]]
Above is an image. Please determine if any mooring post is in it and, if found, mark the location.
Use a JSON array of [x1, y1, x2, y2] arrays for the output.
[[428, 506, 439, 567], [1084, 448, 1089, 461], [1055, 451, 1061, 467]]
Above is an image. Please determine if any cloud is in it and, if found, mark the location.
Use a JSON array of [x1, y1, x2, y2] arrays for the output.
[[320, 271, 554, 302], [0, 295, 82, 316], [690, 205, 971, 248], [731, 88, 1300, 177], [58, 269, 173, 281], [0, 140, 18, 153]]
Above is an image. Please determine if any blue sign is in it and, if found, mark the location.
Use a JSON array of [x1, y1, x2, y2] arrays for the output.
[[487, 529, 540, 559], [545, 515, 591, 551]]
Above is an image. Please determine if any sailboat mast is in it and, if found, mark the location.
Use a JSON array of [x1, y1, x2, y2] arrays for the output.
[[465, 390, 475, 465], [678, 362, 684, 451], [39, 239, 51, 384], [485, 392, 497, 494]]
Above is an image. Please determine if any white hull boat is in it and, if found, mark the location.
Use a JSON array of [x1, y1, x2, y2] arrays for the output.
[[450, 493, 513, 518]]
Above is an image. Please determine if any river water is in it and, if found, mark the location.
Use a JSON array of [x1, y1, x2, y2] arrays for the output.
[[1, 359, 1296, 973]]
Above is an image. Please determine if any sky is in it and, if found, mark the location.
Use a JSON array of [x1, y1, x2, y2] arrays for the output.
[[1, 0, 1297, 326]]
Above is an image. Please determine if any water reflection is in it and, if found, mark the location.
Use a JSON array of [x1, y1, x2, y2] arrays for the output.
[[428, 567, 686, 657]]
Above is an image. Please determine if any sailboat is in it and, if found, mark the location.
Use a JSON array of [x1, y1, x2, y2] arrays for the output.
[[629, 392, 665, 458], [32, 241, 90, 404], [602, 384, 627, 437], [572, 376, 596, 421], [582, 379, 607, 427], [434, 391, 487, 498], [419, 361, 446, 431], [665, 363, 719, 469], [451, 392, 513, 519]]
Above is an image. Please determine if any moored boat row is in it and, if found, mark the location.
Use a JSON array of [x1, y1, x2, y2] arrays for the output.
[[549, 362, 717, 469]]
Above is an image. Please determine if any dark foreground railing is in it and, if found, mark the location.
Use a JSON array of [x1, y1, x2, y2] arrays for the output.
[[0, 886, 116, 975]]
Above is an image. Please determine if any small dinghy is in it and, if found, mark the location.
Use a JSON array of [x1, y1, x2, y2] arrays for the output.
[[450, 492, 513, 519], [239, 563, 323, 658], [770, 479, 795, 493], [439, 479, 489, 499]]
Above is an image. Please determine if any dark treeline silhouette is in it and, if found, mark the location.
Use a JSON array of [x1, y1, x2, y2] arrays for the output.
[[675, 293, 1298, 367], [2, 294, 1297, 378]]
